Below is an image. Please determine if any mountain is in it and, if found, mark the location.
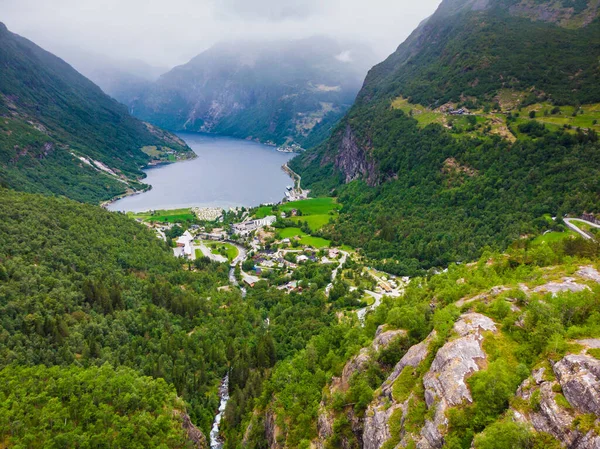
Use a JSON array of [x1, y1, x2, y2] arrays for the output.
[[290, 0, 600, 274], [58, 47, 167, 105], [0, 22, 194, 204], [241, 243, 600, 449], [128, 37, 377, 149]]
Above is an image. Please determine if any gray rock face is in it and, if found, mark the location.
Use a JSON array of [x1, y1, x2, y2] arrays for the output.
[[363, 402, 405, 449], [554, 355, 600, 416], [417, 313, 497, 449], [381, 330, 436, 399], [339, 328, 407, 392], [331, 124, 380, 186], [363, 331, 436, 449], [314, 326, 408, 448], [513, 355, 600, 449], [264, 410, 282, 449], [373, 328, 407, 352], [532, 278, 590, 296], [576, 266, 600, 283], [179, 412, 208, 449]]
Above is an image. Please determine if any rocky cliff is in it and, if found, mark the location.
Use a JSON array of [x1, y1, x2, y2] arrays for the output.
[[513, 349, 600, 449]]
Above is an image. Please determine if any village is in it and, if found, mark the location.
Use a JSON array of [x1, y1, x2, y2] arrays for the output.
[[138, 199, 407, 315]]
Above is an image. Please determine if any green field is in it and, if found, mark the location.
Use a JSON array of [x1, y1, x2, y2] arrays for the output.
[[391, 95, 600, 142], [130, 208, 196, 223], [280, 197, 340, 215], [570, 219, 595, 232], [278, 227, 305, 239], [360, 295, 375, 306], [299, 235, 330, 249], [255, 206, 274, 219], [531, 230, 577, 245], [277, 227, 330, 248], [207, 242, 239, 261], [291, 214, 331, 231]]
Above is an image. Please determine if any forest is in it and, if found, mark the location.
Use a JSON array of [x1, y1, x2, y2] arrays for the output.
[[0, 189, 355, 446], [291, 103, 600, 276], [233, 235, 600, 448]]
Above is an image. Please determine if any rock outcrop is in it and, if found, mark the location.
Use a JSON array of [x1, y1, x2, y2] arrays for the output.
[[178, 412, 209, 449], [363, 330, 437, 449], [314, 326, 407, 448], [417, 313, 497, 449], [513, 354, 600, 449], [264, 409, 283, 449], [362, 313, 498, 449], [330, 124, 380, 186]]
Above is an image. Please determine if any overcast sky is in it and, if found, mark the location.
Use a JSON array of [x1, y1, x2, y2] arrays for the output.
[[2, 0, 442, 69]]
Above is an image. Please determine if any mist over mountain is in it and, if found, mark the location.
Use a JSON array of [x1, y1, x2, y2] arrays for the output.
[[128, 36, 378, 148]]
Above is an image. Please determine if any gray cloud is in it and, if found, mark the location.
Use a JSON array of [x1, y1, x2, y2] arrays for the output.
[[213, 0, 325, 20], [2, 0, 442, 68]]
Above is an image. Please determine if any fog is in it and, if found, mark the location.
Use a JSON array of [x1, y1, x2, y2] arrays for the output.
[[2, 0, 441, 70]]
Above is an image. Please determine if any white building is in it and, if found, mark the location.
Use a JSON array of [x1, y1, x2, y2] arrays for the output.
[[175, 231, 194, 257], [232, 215, 277, 236]]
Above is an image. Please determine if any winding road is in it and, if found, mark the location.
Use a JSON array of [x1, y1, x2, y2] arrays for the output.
[[325, 250, 349, 296], [564, 218, 600, 240]]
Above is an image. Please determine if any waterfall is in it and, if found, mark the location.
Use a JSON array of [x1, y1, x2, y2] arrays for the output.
[[209, 374, 230, 449]]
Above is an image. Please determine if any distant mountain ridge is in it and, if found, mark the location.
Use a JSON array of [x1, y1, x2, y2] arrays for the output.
[[128, 37, 377, 149], [0, 22, 193, 203]]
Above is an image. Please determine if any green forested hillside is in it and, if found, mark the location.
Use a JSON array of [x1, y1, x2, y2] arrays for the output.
[[237, 238, 600, 449], [0, 365, 193, 448], [290, 0, 600, 275], [0, 22, 193, 203], [0, 190, 344, 445]]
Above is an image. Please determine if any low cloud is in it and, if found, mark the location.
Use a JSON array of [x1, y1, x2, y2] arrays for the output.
[[2, 0, 442, 67], [335, 50, 353, 63], [213, 0, 325, 20]]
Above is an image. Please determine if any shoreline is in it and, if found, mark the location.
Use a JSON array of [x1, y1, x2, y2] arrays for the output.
[[104, 134, 297, 212]]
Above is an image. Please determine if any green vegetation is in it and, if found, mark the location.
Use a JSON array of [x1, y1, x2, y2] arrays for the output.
[[289, 0, 600, 277], [360, 7, 600, 108], [277, 227, 331, 248], [207, 241, 239, 261], [131, 208, 197, 224], [255, 205, 275, 219], [278, 227, 305, 239], [0, 189, 353, 446], [280, 197, 340, 216], [291, 214, 332, 231], [293, 101, 600, 275], [0, 22, 192, 203], [239, 235, 600, 448], [0, 364, 191, 448]]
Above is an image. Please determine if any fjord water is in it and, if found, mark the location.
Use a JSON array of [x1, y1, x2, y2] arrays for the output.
[[107, 133, 294, 212]]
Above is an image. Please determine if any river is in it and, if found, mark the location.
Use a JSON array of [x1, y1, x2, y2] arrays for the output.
[[210, 375, 230, 449], [107, 133, 294, 212]]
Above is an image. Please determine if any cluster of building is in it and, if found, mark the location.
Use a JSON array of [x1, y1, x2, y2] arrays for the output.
[[232, 215, 277, 236]]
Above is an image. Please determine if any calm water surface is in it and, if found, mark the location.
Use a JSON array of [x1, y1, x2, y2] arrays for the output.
[[108, 133, 294, 212]]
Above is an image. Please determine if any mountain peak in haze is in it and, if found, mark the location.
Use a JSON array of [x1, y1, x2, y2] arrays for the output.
[[128, 36, 377, 149]]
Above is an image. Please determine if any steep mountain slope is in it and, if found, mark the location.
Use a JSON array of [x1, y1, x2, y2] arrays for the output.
[[0, 22, 193, 203], [130, 37, 376, 149], [237, 240, 600, 449], [291, 0, 600, 275]]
